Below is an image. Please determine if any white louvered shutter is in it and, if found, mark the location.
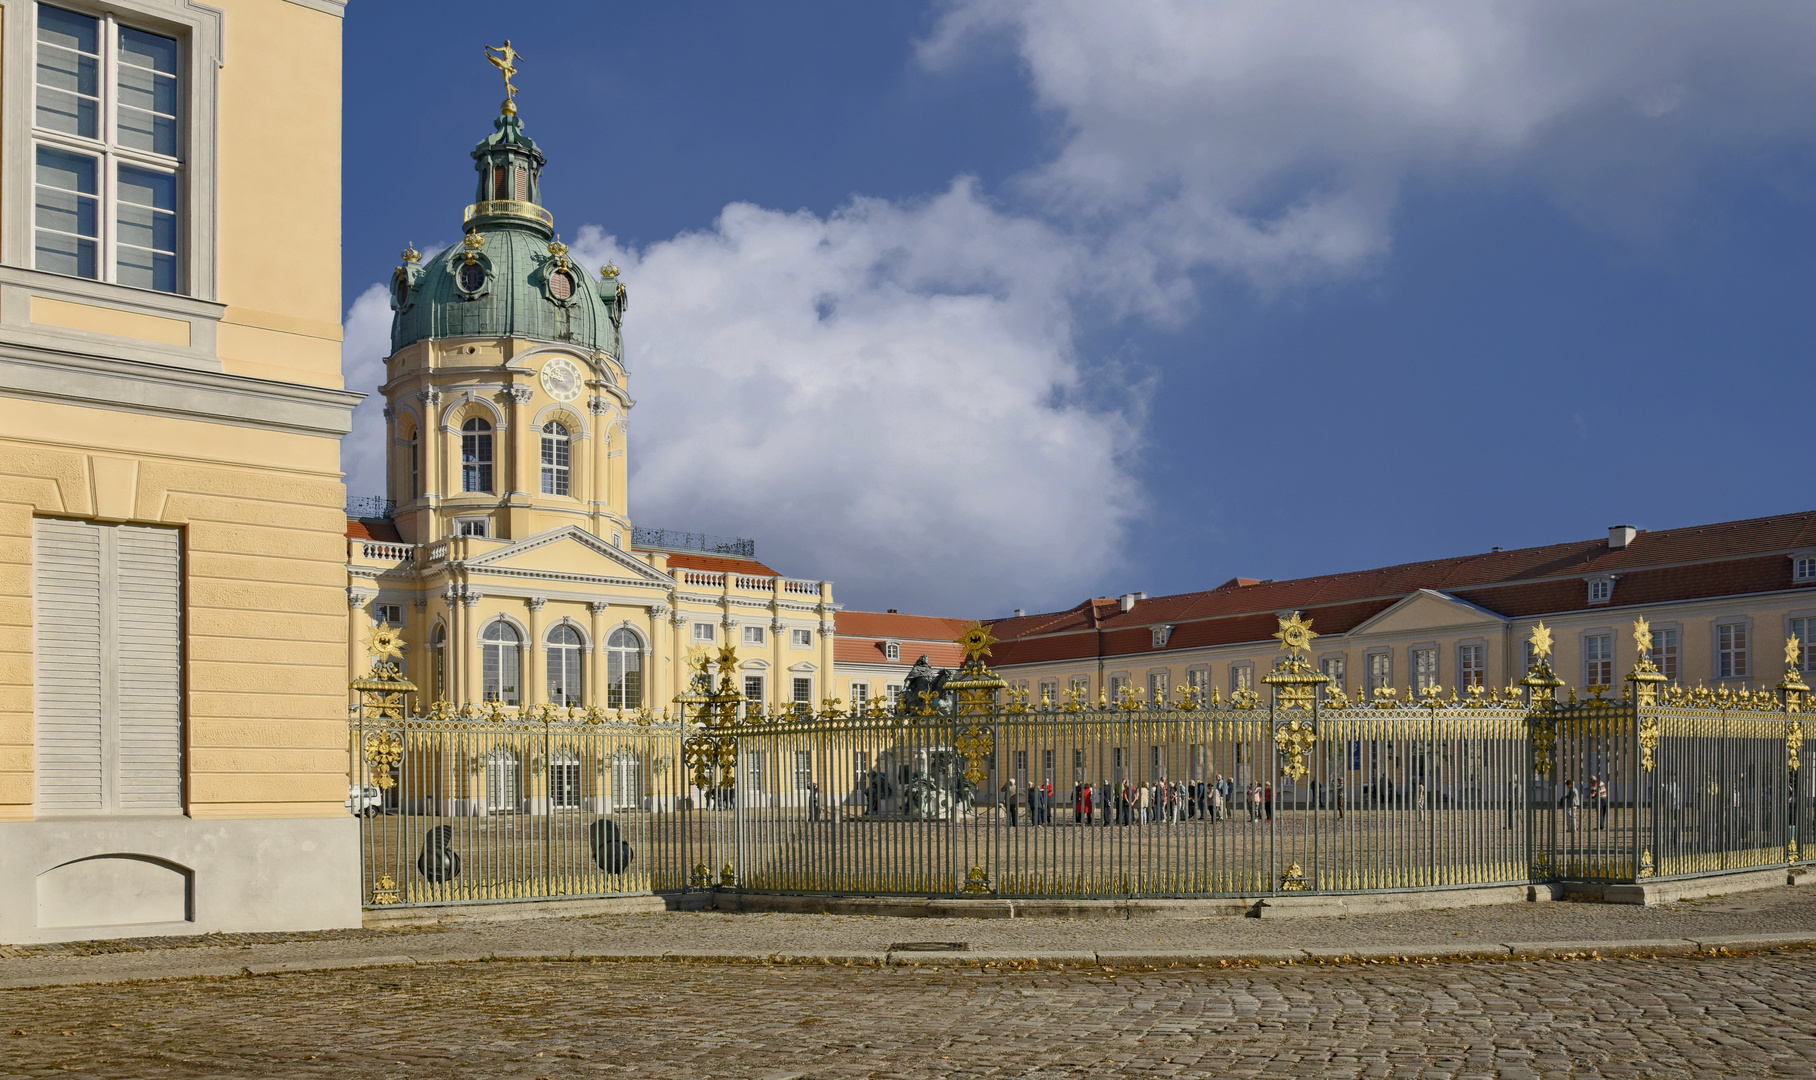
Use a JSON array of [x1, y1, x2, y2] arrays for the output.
[[33, 519, 182, 815], [114, 525, 183, 811], [33, 519, 105, 813]]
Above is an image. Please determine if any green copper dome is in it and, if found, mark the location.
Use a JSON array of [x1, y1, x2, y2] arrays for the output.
[[388, 108, 626, 356]]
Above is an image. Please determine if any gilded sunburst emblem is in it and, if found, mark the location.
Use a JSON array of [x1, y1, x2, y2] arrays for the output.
[[363, 621, 406, 661], [957, 622, 997, 663], [1529, 622, 1555, 660], [1632, 616, 1653, 655], [1272, 612, 1317, 653]]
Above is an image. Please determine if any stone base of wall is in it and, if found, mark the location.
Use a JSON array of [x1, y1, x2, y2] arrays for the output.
[[1564, 866, 1807, 906], [0, 817, 360, 944]]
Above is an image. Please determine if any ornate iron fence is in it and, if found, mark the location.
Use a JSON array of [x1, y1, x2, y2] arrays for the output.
[[347, 618, 1812, 909]]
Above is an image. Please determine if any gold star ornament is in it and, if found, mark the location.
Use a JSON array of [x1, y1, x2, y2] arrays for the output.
[[1273, 612, 1318, 653], [1789, 635, 1803, 669], [1529, 622, 1554, 660], [1632, 617, 1653, 656], [363, 622, 406, 661], [956, 622, 997, 663]]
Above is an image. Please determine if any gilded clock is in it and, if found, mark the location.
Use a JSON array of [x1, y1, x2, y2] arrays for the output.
[[539, 357, 584, 403]]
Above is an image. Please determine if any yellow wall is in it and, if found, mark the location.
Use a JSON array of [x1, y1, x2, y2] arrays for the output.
[[0, 400, 350, 822]]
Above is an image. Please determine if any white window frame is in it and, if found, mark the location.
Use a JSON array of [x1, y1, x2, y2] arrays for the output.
[[1229, 664, 1253, 694], [791, 676, 814, 713], [1151, 625, 1173, 648], [883, 640, 900, 661], [742, 624, 765, 647], [1412, 646, 1439, 693], [692, 622, 716, 644], [1790, 616, 1816, 674], [1038, 678, 1058, 706], [605, 626, 643, 709], [1586, 576, 1615, 605], [539, 420, 571, 496], [1147, 670, 1168, 705], [545, 623, 584, 707], [1457, 643, 1485, 688], [373, 602, 402, 627], [1319, 654, 1346, 692], [453, 516, 489, 538], [18, 1, 216, 297], [1793, 553, 1816, 584], [849, 681, 869, 707], [481, 619, 523, 705], [790, 628, 813, 649], [743, 674, 765, 704], [1365, 651, 1392, 694], [1583, 632, 1614, 688], [1649, 625, 1681, 682], [1716, 620, 1750, 681], [885, 682, 904, 706]]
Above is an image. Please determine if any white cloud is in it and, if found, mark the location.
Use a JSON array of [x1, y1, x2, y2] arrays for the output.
[[923, 0, 1816, 281], [340, 283, 393, 505], [565, 181, 1144, 614]]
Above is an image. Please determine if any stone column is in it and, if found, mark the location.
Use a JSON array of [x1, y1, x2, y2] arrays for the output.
[[347, 588, 371, 703], [589, 601, 609, 708], [526, 596, 547, 705], [590, 396, 610, 537], [460, 590, 483, 703]]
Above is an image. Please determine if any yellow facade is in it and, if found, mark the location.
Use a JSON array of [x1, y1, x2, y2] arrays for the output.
[[1, 0, 359, 942]]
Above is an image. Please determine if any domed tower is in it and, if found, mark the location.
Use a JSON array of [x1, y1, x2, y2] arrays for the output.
[[380, 101, 631, 547]]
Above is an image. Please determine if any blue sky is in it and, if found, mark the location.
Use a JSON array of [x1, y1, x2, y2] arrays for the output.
[[340, 1, 1816, 617]]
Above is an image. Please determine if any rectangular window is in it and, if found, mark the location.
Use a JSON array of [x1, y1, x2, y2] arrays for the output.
[[34, 6, 184, 292], [454, 517, 489, 538], [1584, 634, 1613, 687], [1072, 748, 1085, 782], [1796, 556, 1816, 582], [743, 675, 764, 703], [461, 428, 493, 492], [744, 751, 763, 794], [791, 628, 813, 648], [1070, 677, 1090, 700], [794, 751, 813, 791], [792, 677, 813, 710], [1320, 656, 1345, 692], [540, 428, 570, 496], [850, 681, 869, 706], [1367, 652, 1392, 694], [1187, 668, 1210, 697], [1109, 675, 1129, 702], [1039, 679, 1058, 707], [1014, 750, 1028, 785], [1413, 648, 1439, 693], [1043, 749, 1055, 780], [692, 623, 716, 644], [1149, 745, 1162, 778], [854, 750, 869, 784], [742, 625, 765, 646], [1231, 665, 1253, 693], [33, 518, 182, 815], [374, 603, 402, 627], [1792, 619, 1816, 673], [1524, 641, 1538, 671], [1458, 645, 1485, 688], [1112, 747, 1125, 783], [1717, 623, 1748, 680], [886, 682, 904, 706], [1650, 628, 1680, 681], [1148, 672, 1168, 706], [1588, 579, 1612, 604]]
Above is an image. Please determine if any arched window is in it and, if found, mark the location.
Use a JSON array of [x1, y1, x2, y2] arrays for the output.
[[482, 620, 522, 704], [547, 623, 583, 706], [461, 417, 493, 493], [408, 428, 420, 500], [430, 622, 447, 703], [540, 421, 570, 496], [607, 627, 642, 710]]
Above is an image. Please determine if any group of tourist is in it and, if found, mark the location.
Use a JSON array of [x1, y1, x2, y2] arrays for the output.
[[998, 775, 1279, 826]]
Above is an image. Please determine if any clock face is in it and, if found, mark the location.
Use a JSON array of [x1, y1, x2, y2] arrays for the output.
[[540, 357, 584, 402]]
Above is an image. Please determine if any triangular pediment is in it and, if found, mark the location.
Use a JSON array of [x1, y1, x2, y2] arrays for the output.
[[1348, 589, 1507, 637], [463, 526, 673, 586]]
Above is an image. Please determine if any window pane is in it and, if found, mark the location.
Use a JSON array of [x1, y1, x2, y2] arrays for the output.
[[35, 147, 98, 278], [116, 166, 179, 292], [38, 6, 99, 54], [119, 25, 178, 75]]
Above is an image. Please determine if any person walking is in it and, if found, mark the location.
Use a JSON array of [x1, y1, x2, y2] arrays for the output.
[[1336, 777, 1346, 822], [1415, 779, 1427, 823], [1248, 782, 1262, 823], [1264, 781, 1274, 822], [1081, 781, 1093, 825], [1560, 778, 1581, 834], [808, 779, 822, 822], [1590, 774, 1609, 831], [1505, 778, 1517, 830], [1002, 779, 1018, 827]]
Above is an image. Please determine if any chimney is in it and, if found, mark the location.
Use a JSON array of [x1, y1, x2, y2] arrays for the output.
[[1013, 608, 1025, 618], [1608, 525, 1637, 550], [1136, 592, 1147, 600], [1120, 593, 1138, 613], [886, 608, 898, 614]]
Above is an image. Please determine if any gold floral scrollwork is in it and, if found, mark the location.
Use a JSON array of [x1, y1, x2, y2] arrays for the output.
[[1230, 688, 1260, 710], [1639, 850, 1654, 879], [690, 862, 712, 890], [955, 725, 994, 789], [1790, 838, 1801, 864], [1273, 717, 1315, 782], [1789, 720, 1804, 773], [1280, 862, 1308, 892], [720, 862, 737, 889], [371, 873, 400, 905], [962, 864, 991, 894], [1530, 849, 1551, 880], [363, 731, 403, 790], [1530, 718, 1557, 778], [1638, 716, 1660, 773]]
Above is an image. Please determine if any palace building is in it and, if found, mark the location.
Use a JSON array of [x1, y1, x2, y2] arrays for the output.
[[983, 513, 1816, 708], [344, 97, 839, 724], [1, 0, 360, 942]]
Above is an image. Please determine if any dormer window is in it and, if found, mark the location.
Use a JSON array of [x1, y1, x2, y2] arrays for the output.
[[884, 641, 900, 661], [1151, 625, 1174, 648], [1586, 575, 1616, 605], [1795, 554, 1816, 584]]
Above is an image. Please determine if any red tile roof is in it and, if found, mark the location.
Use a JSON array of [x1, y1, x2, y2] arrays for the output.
[[346, 518, 402, 543], [987, 510, 1816, 665], [834, 610, 974, 668], [645, 551, 784, 576]]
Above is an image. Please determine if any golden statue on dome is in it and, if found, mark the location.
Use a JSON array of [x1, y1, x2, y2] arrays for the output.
[[485, 40, 525, 112]]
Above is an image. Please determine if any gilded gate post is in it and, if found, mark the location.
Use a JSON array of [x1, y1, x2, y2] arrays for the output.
[[946, 623, 1007, 894], [349, 622, 417, 906], [1628, 618, 1669, 878], [1779, 635, 1809, 864], [1521, 623, 1564, 883]]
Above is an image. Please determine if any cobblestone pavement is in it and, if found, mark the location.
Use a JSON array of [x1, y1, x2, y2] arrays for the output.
[[4, 950, 1816, 1078], [5, 884, 1816, 987]]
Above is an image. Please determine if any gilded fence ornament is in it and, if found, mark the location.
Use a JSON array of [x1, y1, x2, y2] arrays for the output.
[[1530, 717, 1557, 778], [1789, 720, 1804, 773], [371, 873, 400, 905], [350, 622, 417, 719], [1638, 716, 1660, 772], [945, 621, 1009, 720], [1280, 861, 1308, 891], [1230, 687, 1260, 710], [1779, 635, 1810, 714], [363, 731, 404, 790], [962, 865, 991, 894], [1263, 614, 1328, 711], [1273, 716, 1316, 782], [720, 862, 737, 889], [1324, 684, 1350, 709], [1118, 686, 1145, 711], [1372, 686, 1399, 708], [1639, 850, 1655, 879], [955, 725, 994, 788]]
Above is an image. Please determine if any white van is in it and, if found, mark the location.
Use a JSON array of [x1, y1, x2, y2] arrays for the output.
[[345, 784, 385, 817]]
